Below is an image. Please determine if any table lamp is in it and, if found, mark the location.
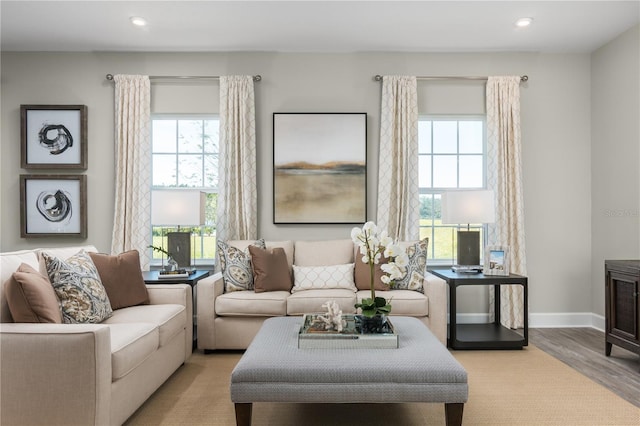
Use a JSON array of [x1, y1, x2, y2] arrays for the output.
[[151, 190, 206, 271], [441, 190, 495, 273]]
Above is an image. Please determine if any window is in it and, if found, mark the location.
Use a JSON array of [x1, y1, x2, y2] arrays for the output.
[[419, 117, 486, 263], [151, 115, 218, 263]]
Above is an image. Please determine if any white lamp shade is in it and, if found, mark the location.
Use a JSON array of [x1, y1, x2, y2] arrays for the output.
[[441, 190, 495, 224], [151, 190, 206, 226]]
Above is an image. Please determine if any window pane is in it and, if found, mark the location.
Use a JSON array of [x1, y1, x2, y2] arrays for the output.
[[178, 120, 204, 153], [204, 120, 219, 153], [153, 154, 177, 186], [434, 226, 457, 260], [418, 155, 432, 188], [433, 155, 457, 187], [459, 121, 483, 153], [419, 194, 433, 221], [204, 154, 219, 188], [418, 121, 431, 154], [433, 121, 457, 153], [459, 155, 484, 187], [152, 120, 176, 153], [177, 155, 203, 187]]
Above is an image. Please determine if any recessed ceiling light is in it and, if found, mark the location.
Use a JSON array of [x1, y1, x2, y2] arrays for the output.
[[130, 16, 148, 27], [515, 17, 533, 28]]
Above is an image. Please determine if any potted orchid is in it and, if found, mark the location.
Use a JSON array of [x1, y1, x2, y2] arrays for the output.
[[351, 222, 409, 322]]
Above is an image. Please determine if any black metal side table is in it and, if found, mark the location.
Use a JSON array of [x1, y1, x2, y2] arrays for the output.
[[429, 268, 528, 350], [143, 270, 211, 350]]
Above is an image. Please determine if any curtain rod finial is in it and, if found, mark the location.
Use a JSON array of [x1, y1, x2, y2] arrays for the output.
[[521, 75, 528, 82], [253, 75, 262, 82], [374, 75, 382, 81], [106, 74, 114, 81]]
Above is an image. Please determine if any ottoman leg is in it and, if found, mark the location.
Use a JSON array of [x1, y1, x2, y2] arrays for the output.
[[445, 403, 464, 426], [234, 403, 252, 426]]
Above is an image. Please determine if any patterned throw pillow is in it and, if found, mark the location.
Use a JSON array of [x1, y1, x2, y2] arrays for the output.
[[291, 263, 357, 293], [42, 250, 113, 323], [217, 239, 266, 292], [392, 238, 429, 292]]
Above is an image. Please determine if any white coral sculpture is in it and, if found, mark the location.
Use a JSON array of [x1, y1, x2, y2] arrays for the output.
[[317, 300, 345, 332]]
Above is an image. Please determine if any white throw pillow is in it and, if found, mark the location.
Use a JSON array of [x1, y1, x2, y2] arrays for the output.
[[291, 263, 357, 293]]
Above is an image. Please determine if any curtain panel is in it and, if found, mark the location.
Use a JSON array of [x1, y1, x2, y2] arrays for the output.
[[216, 76, 258, 247], [486, 76, 527, 329], [111, 75, 152, 269], [376, 75, 420, 241]]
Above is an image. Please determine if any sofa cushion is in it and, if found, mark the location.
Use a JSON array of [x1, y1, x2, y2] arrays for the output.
[[294, 239, 354, 266], [248, 246, 292, 293], [103, 304, 186, 347], [217, 239, 266, 292], [108, 322, 159, 380], [88, 250, 150, 310], [392, 238, 429, 292], [5, 263, 62, 323], [356, 289, 429, 316], [215, 291, 289, 316], [286, 289, 357, 315], [292, 263, 356, 293], [42, 250, 113, 324], [354, 250, 391, 291]]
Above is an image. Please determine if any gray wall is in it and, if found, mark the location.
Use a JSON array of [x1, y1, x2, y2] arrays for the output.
[[1, 47, 618, 322], [591, 25, 640, 317]]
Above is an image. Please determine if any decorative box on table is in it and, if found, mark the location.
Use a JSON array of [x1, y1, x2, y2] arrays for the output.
[[298, 313, 398, 349]]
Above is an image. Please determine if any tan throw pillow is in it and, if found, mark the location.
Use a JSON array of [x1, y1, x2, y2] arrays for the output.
[[248, 245, 292, 293], [42, 250, 113, 324], [354, 250, 391, 291], [5, 263, 62, 323], [89, 250, 149, 310]]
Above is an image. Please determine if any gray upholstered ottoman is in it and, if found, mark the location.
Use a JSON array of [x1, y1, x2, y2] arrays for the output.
[[230, 316, 468, 426]]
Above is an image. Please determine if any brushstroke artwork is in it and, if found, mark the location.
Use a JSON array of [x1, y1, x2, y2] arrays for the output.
[[20, 175, 87, 238], [21, 105, 87, 169], [273, 113, 367, 224]]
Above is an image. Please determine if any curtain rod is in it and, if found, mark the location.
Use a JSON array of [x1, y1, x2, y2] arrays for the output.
[[105, 74, 262, 82], [374, 75, 528, 82]]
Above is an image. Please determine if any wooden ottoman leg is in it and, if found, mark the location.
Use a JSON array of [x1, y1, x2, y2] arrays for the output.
[[445, 403, 464, 426], [234, 403, 252, 426]]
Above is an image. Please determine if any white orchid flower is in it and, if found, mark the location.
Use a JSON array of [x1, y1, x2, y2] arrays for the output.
[[380, 275, 391, 284], [394, 253, 409, 268]]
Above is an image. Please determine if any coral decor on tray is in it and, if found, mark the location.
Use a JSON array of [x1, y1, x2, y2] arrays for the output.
[[350, 221, 409, 318], [311, 300, 346, 332]]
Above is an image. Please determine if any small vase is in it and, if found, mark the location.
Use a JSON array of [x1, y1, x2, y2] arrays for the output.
[[355, 314, 389, 334]]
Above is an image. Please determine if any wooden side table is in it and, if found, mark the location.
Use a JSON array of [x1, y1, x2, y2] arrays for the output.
[[429, 268, 528, 350], [143, 270, 211, 349]]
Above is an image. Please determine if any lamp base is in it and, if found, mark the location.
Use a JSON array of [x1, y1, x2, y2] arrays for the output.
[[167, 232, 191, 269], [457, 230, 481, 267]]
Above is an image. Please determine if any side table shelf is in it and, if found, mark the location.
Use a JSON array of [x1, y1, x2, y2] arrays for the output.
[[429, 268, 528, 350]]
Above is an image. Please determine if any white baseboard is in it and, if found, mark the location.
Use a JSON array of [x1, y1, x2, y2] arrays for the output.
[[454, 312, 606, 331]]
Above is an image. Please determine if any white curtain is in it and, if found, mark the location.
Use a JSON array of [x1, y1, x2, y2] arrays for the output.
[[377, 75, 420, 241], [111, 75, 152, 269], [486, 76, 527, 329], [216, 75, 257, 243]]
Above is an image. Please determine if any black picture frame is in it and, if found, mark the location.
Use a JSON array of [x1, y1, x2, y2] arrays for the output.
[[20, 174, 87, 238], [273, 112, 367, 224], [21, 105, 88, 169]]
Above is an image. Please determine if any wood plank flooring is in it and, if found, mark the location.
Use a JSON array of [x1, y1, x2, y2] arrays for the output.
[[529, 327, 640, 408]]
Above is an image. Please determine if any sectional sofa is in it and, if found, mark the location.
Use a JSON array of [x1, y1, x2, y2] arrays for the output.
[[197, 239, 447, 351], [0, 245, 193, 425]]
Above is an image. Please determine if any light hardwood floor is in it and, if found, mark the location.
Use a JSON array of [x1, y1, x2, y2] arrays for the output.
[[529, 328, 640, 408]]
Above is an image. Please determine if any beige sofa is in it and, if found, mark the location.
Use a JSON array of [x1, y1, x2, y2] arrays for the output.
[[197, 239, 447, 351], [0, 245, 193, 426]]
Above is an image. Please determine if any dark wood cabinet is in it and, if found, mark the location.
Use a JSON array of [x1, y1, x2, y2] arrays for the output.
[[605, 260, 640, 366]]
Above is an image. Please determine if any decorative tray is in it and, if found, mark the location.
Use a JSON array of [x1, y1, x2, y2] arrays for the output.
[[298, 314, 398, 349]]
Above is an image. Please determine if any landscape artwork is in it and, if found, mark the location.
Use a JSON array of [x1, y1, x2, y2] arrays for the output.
[[273, 113, 367, 224]]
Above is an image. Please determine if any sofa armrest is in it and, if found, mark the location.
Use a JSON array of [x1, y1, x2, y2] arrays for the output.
[[196, 272, 224, 350], [145, 283, 193, 358], [423, 272, 448, 345], [0, 323, 111, 425]]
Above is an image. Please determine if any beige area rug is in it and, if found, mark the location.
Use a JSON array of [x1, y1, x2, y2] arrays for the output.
[[125, 345, 640, 426]]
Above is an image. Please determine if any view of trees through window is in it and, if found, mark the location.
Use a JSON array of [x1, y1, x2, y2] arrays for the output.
[[151, 116, 219, 262], [419, 117, 486, 263]]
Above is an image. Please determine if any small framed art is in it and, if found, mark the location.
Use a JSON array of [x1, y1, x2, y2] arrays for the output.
[[21, 105, 88, 169], [484, 245, 510, 276], [20, 174, 87, 238]]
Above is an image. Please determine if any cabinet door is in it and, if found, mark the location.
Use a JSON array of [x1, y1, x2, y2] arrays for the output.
[[607, 271, 639, 342]]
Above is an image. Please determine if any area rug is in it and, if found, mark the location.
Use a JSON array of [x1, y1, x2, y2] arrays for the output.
[[125, 345, 639, 425]]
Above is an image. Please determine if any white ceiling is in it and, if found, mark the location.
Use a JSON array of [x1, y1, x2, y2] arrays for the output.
[[1, 1, 639, 53]]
